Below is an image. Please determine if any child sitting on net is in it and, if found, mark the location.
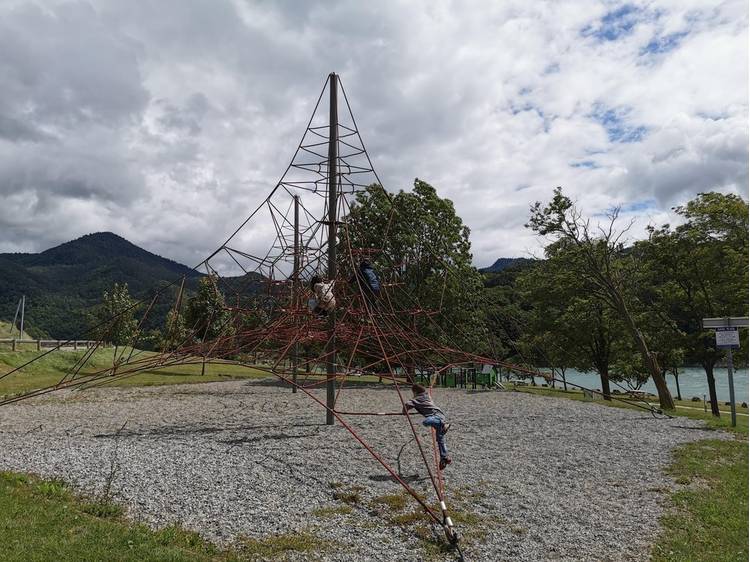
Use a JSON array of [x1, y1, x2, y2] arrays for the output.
[[308, 275, 336, 317], [403, 383, 452, 469]]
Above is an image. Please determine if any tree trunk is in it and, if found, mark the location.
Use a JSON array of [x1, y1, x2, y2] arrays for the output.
[[599, 369, 612, 401], [201, 355, 206, 376], [703, 362, 720, 417], [561, 368, 568, 391], [616, 295, 674, 409], [111, 344, 119, 376], [671, 368, 682, 402]]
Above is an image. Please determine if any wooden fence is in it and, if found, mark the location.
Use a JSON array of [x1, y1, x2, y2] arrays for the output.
[[0, 338, 106, 351]]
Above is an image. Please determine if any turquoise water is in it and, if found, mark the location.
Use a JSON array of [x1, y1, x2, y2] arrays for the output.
[[529, 366, 749, 403]]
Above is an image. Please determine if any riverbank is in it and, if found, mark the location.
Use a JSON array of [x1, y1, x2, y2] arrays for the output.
[[527, 366, 749, 403]]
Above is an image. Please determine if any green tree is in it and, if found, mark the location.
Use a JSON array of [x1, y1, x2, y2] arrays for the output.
[[161, 308, 188, 351], [516, 252, 627, 399], [185, 275, 232, 342], [527, 188, 675, 409], [97, 283, 138, 350], [346, 180, 487, 352], [638, 192, 748, 415]]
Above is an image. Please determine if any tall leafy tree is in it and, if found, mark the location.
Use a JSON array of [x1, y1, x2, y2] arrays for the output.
[[346, 180, 487, 353], [527, 188, 675, 409], [638, 192, 748, 415], [516, 251, 627, 398]]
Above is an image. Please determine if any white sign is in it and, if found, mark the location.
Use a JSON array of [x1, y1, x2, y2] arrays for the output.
[[715, 328, 740, 349]]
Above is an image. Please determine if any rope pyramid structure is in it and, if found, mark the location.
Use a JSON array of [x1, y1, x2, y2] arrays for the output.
[[0, 73, 551, 550]]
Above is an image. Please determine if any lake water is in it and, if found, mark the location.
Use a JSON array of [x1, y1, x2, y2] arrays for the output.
[[528, 366, 749, 403]]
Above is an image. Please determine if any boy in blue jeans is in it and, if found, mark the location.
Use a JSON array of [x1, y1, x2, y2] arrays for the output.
[[403, 384, 452, 469]]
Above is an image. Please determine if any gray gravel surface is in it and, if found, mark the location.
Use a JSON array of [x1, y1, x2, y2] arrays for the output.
[[0, 380, 726, 561]]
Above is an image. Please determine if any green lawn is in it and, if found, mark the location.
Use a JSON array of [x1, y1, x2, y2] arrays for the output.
[[0, 348, 273, 397], [652, 439, 748, 562], [0, 472, 330, 562], [0, 472, 219, 562]]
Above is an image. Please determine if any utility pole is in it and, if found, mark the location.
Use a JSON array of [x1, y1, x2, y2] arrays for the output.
[[326, 72, 338, 425], [11, 298, 21, 338], [20, 295, 25, 337], [292, 194, 300, 394]]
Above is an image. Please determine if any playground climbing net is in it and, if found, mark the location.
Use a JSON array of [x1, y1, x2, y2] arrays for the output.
[[0, 74, 546, 551]]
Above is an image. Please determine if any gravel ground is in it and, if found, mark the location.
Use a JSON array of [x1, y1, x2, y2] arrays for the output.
[[0, 379, 727, 561]]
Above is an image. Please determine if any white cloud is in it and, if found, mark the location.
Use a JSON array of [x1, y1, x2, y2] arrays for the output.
[[0, 0, 746, 269]]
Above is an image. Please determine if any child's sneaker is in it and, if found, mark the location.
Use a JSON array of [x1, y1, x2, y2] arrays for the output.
[[441, 423, 451, 435], [439, 457, 452, 470]]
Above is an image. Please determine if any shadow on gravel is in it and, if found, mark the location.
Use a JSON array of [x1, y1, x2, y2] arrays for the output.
[[220, 430, 321, 445], [93, 422, 322, 439], [242, 379, 402, 391], [368, 473, 425, 484]]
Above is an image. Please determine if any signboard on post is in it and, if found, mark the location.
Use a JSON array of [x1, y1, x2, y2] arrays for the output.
[[715, 327, 740, 349], [702, 317, 748, 428]]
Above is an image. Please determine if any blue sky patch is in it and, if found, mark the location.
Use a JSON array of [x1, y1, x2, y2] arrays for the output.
[[590, 104, 648, 143], [621, 199, 657, 212], [582, 4, 644, 41], [641, 31, 689, 55], [570, 160, 600, 169]]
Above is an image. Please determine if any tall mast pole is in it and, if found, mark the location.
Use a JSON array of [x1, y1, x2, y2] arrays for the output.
[[292, 194, 300, 394], [326, 73, 338, 425]]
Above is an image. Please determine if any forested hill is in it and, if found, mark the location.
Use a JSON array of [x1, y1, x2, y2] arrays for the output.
[[0, 233, 202, 339], [479, 257, 534, 273]]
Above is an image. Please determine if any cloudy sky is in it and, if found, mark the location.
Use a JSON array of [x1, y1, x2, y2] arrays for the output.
[[0, 0, 747, 268]]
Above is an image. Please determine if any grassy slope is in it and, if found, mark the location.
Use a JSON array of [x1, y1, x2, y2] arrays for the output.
[[0, 348, 271, 397], [0, 473, 329, 562], [0, 473, 217, 562]]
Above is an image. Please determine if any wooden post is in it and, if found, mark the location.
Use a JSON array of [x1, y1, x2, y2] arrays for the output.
[[36, 340, 41, 351], [12, 339, 16, 351]]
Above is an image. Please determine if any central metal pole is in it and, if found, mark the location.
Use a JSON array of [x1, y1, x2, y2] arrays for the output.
[[292, 194, 300, 394], [326, 72, 338, 425]]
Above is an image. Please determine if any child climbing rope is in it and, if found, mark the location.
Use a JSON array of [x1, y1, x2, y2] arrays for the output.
[[351, 260, 380, 310], [403, 383, 452, 470], [308, 275, 336, 317]]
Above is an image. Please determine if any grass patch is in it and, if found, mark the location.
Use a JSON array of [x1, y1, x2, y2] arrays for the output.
[[0, 348, 269, 397], [81, 500, 125, 519], [236, 532, 330, 559], [652, 439, 748, 562], [0, 471, 220, 561], [0, 470, 337, 561], [370, 492, 409, 511], [330, 483, 364, 505]]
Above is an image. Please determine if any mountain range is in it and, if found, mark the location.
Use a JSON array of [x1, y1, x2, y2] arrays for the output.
[[0, 233, 202, 339]]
